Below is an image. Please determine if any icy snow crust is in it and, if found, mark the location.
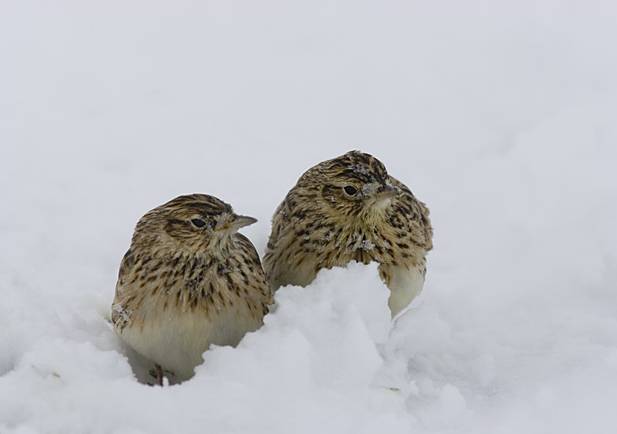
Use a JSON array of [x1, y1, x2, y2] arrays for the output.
[[2, 1, 617, 433]]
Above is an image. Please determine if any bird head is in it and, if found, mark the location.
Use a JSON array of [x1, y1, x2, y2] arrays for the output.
[[297, 151, 400, 222], [133, 194, 256, 254]]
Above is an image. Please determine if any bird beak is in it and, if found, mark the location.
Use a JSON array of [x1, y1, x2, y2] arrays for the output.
[[374, 184, 398, 201], [367, 184, 397, 209], [216, 213, 258, 232], [232, 214, 258, 229]]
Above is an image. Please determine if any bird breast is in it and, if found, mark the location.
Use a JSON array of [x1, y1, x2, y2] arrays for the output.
[[117, 297, 263, 382], [113, 249, 269, 381]]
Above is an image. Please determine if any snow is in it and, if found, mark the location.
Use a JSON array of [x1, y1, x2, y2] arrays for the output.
[[1, 1, 617, 433]]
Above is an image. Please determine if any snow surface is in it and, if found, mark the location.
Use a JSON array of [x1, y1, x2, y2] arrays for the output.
[[2, 1, 617, 433]]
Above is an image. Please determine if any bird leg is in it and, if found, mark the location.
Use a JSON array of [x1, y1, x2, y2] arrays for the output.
[[148, 364, 165, 386]]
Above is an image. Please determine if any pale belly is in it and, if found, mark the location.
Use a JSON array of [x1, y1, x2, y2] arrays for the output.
[[380, 263, 425, 318], [117, 303, 262, 382]]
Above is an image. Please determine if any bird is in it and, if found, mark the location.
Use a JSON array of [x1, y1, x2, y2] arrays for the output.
[[111, 194, 272, 384], [263, 150, 433, 318]]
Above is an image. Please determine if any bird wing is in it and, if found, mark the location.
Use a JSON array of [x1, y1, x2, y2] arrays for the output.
[[263, 194, 294, 286], [111, 248, 136, 328], [388, 175, 433, 251], [234, 233, 274, 307]]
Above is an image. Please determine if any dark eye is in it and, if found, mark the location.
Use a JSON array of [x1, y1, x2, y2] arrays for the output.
[[190, 218, 207, 228], [343, 185, 358, 196]]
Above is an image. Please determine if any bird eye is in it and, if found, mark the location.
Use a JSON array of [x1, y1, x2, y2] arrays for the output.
[[190, 218, 207, 228], [343, 185, 358, 196]]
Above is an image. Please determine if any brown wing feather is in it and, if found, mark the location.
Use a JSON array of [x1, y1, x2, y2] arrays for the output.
[[388, 175, 433, 251], [234, 233, 274, 309], [111, 248, 135, 329], [263, 195, 293, 284]]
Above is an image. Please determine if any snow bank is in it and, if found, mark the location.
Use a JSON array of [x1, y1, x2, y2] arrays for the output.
[[0, 264, 406, 434]]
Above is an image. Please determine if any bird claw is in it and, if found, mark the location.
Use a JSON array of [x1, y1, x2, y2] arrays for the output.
[[148, 364, 174, 386]]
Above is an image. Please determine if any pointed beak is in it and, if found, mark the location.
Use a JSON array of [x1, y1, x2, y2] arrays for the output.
[[232, 214, 258, 229], [366, 184, 397, 210], [374, 184, 398, 201], [216, 213, 257, 232]]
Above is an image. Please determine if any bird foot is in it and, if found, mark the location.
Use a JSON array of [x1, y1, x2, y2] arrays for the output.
[[147, 364, 174, 386]]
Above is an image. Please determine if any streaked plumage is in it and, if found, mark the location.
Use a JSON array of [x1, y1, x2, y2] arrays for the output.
[[264, 151, 433, 317], [112, 194, 271, 384]]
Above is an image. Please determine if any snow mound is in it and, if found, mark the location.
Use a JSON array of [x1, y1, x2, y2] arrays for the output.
[[0, 264, 412, 434]]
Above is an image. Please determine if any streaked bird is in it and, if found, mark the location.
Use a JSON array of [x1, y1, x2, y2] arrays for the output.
[[112, 194, 272, 384], [264, 151, 432, 317]]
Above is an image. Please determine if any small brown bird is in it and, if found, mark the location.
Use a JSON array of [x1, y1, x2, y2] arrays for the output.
[[112, 194, 271, 384], [264, 151, 433, 318]]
